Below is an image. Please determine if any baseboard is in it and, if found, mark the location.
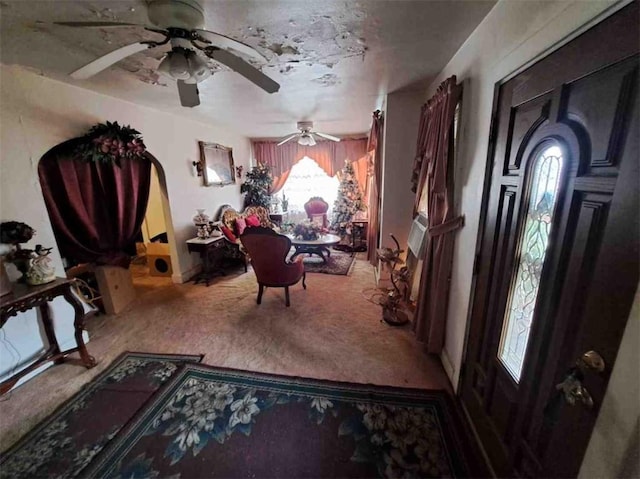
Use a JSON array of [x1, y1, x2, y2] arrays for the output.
[[440, 347, 456, 388], [172, 264, 201, 284]]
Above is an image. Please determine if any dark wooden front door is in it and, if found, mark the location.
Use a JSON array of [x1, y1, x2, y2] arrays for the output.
[[460, 4, 639, 477]]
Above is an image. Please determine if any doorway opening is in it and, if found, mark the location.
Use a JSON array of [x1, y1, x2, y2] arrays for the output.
[[131, 160, 176, 292]]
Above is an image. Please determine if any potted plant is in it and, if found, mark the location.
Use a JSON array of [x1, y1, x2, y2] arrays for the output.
[[0, 221, 36, 283]]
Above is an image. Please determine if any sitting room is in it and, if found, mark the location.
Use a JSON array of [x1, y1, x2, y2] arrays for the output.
[[0, 1, 638, 478]]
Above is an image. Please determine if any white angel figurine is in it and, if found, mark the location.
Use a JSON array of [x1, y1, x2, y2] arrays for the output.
[[26, 245, 56, 285]]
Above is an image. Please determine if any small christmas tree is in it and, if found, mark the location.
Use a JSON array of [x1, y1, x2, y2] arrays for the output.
[[241, 163, 273, 208], [330, 161, 365, 238]]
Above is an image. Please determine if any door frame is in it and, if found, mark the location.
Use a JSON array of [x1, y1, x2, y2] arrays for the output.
[[458, 0, 639, 474]]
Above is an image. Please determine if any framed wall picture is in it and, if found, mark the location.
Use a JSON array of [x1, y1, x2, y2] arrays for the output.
[[198, 141, 236, 187]]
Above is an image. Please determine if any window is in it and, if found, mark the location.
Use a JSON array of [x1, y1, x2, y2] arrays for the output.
[[498, 144, 564, 382], [274, 157, 339, 218]]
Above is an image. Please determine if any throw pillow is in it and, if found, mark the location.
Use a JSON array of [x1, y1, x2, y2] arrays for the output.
[[246, 214, 260, 227], [235, 217, 247, 236], [221, 225, 237, 242]]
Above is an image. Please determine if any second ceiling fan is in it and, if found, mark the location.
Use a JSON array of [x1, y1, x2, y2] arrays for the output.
[[53, 0, 279, 108], [278, 122, 341, 146]]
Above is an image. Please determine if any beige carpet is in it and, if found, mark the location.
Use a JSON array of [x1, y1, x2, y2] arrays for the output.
[[0, 256, 450, 452]]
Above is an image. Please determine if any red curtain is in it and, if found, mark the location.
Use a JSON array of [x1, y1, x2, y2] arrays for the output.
[[366, 110, 383, 265], [269, 169, 291, 195], [412, 76, 464, 353], [38, 138, 151, 268], [252, 138, 368, 179]]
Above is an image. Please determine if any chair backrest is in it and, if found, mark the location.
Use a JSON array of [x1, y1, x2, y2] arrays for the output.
[[304, 197, 329, 228], [218, 205, 272, 232], [240, 227, 292, 282]]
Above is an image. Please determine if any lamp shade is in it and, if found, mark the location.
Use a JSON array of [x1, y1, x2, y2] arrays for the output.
[[187, 52, 212, 83]]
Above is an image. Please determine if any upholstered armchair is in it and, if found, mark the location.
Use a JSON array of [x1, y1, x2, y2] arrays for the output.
[[240, 226, 306, 307], [215, 204, 274, 272], [304, 197, 329, 228]]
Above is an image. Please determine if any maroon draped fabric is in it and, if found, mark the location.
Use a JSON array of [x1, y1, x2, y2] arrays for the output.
[[38, 138, 152, 268], [252, 138, 368, 178], [412, 77, 464, 352], [366, 111, 383, 265]]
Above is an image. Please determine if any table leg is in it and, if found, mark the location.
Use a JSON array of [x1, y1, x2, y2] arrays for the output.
[[202, 250, 211, 287], [39, 303, 63, 364], [62, 283, 97, 369]]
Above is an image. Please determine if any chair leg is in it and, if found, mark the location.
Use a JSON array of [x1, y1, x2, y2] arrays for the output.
[[285, 286, 290, 307], [302, 272, 307, 290], [244, 256, 248, 273], [257, 284, 264, 305]]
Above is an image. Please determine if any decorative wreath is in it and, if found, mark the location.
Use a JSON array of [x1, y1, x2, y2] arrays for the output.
[[76, 121, 146, 166]]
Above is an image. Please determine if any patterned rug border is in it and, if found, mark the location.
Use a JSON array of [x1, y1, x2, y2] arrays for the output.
[[0, 351, 203, 458], [303, 250, 357, 276], [83, 362, 473, 478]]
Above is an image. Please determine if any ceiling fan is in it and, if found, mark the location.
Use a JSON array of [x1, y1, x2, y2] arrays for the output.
[[51, 0, 279, 108], [277, 121, 341, 146]]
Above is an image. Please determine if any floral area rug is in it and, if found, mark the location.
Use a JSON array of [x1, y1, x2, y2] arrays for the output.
[[302, 249, 356, 276], [0, 352, 203, 479], [83, 363, 475, 478]]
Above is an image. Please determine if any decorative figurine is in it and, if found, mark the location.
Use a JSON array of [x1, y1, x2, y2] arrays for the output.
[[26, 245, 56, 285]]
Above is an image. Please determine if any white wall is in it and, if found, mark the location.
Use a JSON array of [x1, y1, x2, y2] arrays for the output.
[[0, 64, 250, 385], [0, 65, 251, 282], [379, 89, 422, 258]]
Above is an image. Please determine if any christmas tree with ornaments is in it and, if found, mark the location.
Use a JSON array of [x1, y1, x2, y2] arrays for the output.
[[330, 161, 365, 238]]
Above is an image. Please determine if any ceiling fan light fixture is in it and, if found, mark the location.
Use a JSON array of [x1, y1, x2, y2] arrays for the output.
[[298, 134, 315, 146], [168, 51, 190, 80], [187, 52, 211, 83]]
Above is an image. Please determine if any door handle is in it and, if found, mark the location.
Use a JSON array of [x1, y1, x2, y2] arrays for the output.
[[555, 350, 605, 409]]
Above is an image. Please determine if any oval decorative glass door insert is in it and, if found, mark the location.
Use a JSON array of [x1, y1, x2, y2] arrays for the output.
[[499, 144, 565, 382]]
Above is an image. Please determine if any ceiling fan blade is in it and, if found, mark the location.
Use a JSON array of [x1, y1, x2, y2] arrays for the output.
[[53, 21, 146, 28], [277, 134, 299, 146], [315, 132, 341, 142], [177, 80, 200, 107], [195, 29, 267, 62], [205, 48, 279, 93], [70, 42, 152, 79]]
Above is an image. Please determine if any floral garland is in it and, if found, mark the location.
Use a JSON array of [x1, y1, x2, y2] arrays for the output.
[[76, 121, 146, 166]]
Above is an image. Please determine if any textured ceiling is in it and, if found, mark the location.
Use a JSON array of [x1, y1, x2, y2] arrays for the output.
[[0, 0, 495, 138]]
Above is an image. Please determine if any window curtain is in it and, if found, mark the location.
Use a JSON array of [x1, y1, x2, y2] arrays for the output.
[[269, 169, 291, 195], [350, 155, 370, 198], [38, 138, 151, 268], [366, 110, 384, 265], [412, 76, 464, 353], [252, 138, 368, 182]]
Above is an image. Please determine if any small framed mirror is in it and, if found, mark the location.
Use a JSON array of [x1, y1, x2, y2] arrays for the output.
[[198, 141, 236, 187]]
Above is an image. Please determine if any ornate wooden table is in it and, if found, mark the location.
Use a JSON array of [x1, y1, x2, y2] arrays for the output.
[[0, 278, 97, 395], [186, 236, 226, 286], [287, 234, 341, 264]]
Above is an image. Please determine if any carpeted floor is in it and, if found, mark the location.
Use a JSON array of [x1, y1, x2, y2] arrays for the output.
[[0, 255, 451, 454]]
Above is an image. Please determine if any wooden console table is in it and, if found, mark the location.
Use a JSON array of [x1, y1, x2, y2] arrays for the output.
[[186, 236, 226, 286], [0, 278, 97, 395]]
